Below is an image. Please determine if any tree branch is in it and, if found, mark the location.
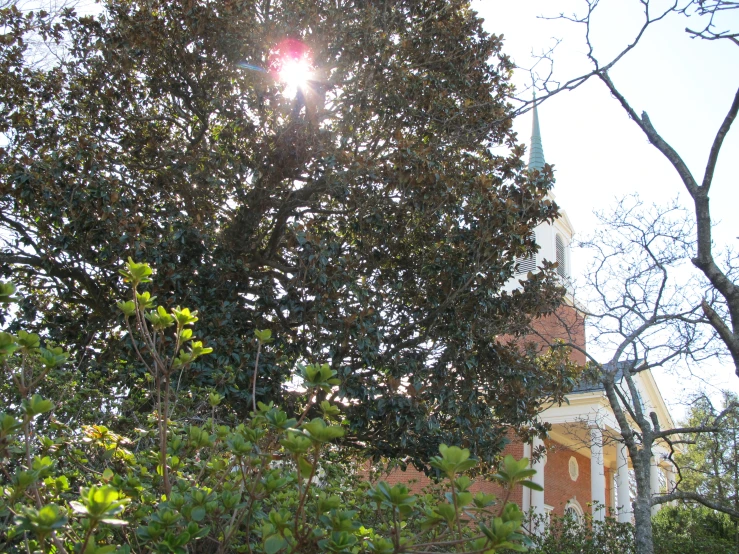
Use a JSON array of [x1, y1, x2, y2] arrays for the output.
[[652, 490, 739, 518]]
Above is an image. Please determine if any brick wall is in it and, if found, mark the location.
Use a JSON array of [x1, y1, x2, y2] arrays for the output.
[[497, 304, 586, 366], [367, 437, 613, 519], [362, 440, 526, 506], [362, 440, 557, 512], [540, 440, 592, 517], [527, 305, 586, 366]]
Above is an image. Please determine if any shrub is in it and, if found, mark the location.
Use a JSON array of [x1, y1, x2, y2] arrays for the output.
[[0, 261, 542, 553], [652, 505, 737, 554], [518, 510, 635, 554]]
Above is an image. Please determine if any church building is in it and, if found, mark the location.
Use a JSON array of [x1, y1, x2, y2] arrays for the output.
[[514, 102, 677, 525]]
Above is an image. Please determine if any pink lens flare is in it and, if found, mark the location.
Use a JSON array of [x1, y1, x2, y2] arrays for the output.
[[269, 38, 313, 82]]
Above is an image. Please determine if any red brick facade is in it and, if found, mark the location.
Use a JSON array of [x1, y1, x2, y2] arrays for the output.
[[496, 305, 586, 365], [366, 437, 611, 519], [540, 440, 612, 517], [529, 305, 586, 366]]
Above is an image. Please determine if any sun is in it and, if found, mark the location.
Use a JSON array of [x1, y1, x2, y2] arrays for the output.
[[270, 39, 313, 99], [278, 57, 312, 98]]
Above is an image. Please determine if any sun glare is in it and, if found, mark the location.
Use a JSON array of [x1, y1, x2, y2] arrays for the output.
[[279, 58, 312, 98], [269, 39, 313, 99]]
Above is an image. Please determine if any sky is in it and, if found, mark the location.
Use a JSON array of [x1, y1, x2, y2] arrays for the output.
[[472, 0, 739, 419]]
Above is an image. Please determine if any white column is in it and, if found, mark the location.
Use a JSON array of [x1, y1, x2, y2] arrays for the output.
[[590, 427, 606, 521], [531, 436, 546, 534], [616, 444, 632, 523], [611, 471, 618, 513], [665, 465, 677, 506], [522, 442, 532, 515], [650, 457, 661, 516]]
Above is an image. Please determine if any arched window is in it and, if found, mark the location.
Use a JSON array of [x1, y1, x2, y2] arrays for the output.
[[516, 232, 537, 274], [564, 499, 584, 523], [555, 233, 567, 278]]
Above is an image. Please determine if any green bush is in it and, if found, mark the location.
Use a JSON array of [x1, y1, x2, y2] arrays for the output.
[[519, 510, 634, 554], [0, 261, 542, 553], [652, 505, 738, 554], [515, 504, 739, 554]]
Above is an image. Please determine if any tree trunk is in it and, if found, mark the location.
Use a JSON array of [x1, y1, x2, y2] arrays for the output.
[[632, 449, 655, 554]]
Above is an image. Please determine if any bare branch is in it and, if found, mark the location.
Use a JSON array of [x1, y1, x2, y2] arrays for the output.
[[702, 85, 739, 190], [652, 490, 739, 517]]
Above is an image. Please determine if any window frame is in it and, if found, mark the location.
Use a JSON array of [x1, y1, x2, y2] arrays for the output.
[[564, 499, 584, 524]]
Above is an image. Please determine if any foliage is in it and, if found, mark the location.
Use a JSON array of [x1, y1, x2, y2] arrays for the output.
[[518, 511, 635, 554], [0, 0, 575, 465], [675, 391, 739, 517], [0, 262, 543, 553], [652, 505, 738, 554]]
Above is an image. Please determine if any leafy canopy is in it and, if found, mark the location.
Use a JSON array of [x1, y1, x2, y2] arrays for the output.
[[0, 0, 573, 464]]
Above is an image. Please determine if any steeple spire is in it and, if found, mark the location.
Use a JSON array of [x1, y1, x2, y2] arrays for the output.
[[528, 96, 545, 172]]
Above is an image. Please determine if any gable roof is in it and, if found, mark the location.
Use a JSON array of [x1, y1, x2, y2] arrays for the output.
[[571, 362, 626, 393], [569, 361, 676, 431]]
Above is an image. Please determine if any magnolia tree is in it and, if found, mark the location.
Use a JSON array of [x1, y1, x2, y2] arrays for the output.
[[0, 0, 578, 467]]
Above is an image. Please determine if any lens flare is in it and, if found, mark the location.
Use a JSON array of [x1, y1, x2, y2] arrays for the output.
[[270, 39, 313, 98], [279, 58, 312, 98]]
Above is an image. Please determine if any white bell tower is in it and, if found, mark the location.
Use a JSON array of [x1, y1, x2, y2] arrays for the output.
[[508, 101, 574, 296], [503, 99, 586, 364]]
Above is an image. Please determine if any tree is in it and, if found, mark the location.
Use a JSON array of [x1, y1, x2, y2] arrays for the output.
[[676, 391, 739, 548], [0, 0, 575, 466], [537, 196, 733, 554], [652, 505, 737, 554], [517, 1, 738, 551], [520, 0, 739, 375]]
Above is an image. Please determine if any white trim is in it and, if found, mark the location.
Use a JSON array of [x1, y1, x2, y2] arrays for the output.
[[637, 370, 677, 437], [616, 444, 632, 523], [522, 442, 532, 514], [532, 436, 547, 536], [650, 457, 662, 516]]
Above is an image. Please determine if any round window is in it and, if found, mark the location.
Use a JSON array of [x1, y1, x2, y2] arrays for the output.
[[568, 456, 579, 481]]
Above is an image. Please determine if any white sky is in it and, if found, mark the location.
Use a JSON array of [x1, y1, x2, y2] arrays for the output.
[[473, 0, 739, 419]]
